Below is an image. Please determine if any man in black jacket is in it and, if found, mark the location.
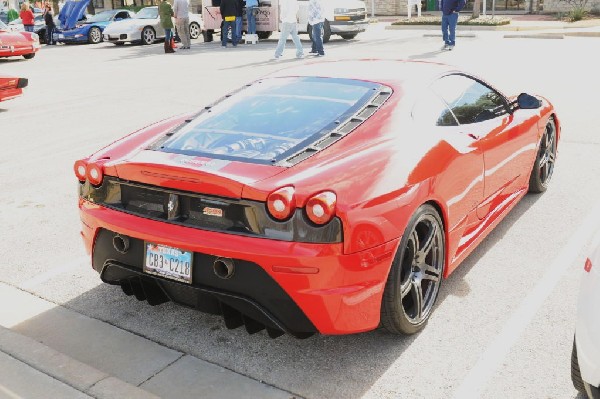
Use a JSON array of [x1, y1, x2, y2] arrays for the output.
[[44, 5, 56, 45], [220, 0, 239, 47]]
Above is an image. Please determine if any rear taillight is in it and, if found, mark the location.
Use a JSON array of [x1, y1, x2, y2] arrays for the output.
[[86, 163, 104, 186], [267, 186, 296, 221], [305, 191, 336, 225], [585, 257, 592, 272], [74, 160, 87, 182]]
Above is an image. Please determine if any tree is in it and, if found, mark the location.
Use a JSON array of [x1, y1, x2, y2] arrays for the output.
[[472, 0, 481, 18]]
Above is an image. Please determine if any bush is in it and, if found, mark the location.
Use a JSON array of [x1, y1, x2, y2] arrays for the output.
[[568, 7, 588, 20]]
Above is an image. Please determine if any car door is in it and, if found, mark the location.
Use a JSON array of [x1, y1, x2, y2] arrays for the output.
[[431, 74, 533, 220], [411, 86, 485, 261]]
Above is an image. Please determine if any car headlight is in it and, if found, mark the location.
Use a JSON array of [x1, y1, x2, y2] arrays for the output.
[[334, 8, 349, 13]]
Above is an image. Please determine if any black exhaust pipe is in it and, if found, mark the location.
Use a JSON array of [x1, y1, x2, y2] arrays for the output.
[[113, 234, 130, 254], [213, 257, 235, 279]]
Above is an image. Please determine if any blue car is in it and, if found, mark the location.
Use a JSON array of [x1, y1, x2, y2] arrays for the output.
[[55, 9, 133, 44]]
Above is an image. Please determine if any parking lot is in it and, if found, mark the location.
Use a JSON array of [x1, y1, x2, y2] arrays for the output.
[[2, 22, 600, 398]]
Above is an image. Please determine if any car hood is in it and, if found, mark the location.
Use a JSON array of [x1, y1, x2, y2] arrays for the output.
[[58, 0, 91, 30], [103, 18, 153, 32]]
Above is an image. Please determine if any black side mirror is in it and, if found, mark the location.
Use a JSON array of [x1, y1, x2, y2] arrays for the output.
[[517, 93, 542, 109]]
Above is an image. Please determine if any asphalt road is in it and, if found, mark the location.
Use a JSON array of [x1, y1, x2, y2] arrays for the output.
[[1, 23, 599, 398]]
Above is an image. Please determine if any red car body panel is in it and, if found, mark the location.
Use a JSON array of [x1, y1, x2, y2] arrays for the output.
[[0, 27, 40, 58], [0, 75, 27, 102], [76, 60, 560, 335]]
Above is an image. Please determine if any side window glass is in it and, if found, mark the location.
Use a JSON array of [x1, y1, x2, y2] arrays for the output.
[[412, 89, 458, 127], [431, 75, 508, 125]]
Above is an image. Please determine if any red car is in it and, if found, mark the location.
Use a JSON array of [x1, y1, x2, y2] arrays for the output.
[[74, 60, 559, 338], [0, 19, 40, 60], [0, 75, 28, 102]]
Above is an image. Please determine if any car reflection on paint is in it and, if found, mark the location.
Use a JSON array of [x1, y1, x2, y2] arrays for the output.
[[74, 60, 560, 339]]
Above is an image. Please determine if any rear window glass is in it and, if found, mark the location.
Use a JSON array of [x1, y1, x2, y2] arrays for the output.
[[158, 77, 380, 163]]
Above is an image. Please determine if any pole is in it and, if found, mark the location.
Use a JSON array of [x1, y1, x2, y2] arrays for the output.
[[371, 0, 374, 17], [492, 0, 495, 17]]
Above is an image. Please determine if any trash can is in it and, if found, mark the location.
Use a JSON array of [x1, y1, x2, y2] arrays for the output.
[[426, 0, 436, 10]]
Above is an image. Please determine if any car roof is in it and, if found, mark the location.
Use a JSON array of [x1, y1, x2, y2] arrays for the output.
[[268, 59, 458, 88]]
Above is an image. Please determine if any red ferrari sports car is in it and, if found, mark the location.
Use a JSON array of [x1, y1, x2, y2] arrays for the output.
[[74, 60, 559, 338], [0, 75, 28, 102], [0, 19, 40, 60]]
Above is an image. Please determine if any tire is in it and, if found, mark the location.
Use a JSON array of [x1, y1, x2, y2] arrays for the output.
[[322, 19, 331, 43], [381, 204, 445, 335], [88, 26, 102, 44], [23, 53, 35, 59], [572, 339, 600, 398], [528, 117, 557, 193], [141, 27, 155, 45], [38, 29, 46, 44], [572, 339, 586, 393], [189, 22, 200, 39], [114, 42, 125, 46], [257, 31, 271, 40], [340, 33, 357, 40]]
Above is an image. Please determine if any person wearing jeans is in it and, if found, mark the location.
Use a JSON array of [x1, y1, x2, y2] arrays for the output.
[[159, 0, 175, 53], [173, 0, 191, 49], [19, 3, 35, 32], [246, 0, 258, 35], [273, 0, 303, 59], [308, 0, 324, 56], [44, 5, 56, 45], [440, 0, 464, 50], [220, 0, 240, 47]]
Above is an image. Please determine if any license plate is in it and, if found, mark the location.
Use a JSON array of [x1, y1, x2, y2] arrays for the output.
[[143, 242, 193, 284]]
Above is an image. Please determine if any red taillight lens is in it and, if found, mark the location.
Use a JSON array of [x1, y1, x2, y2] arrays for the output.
[[86, 163, 104, 186], [267, 186, 296, 220], [74, 160, 87, 182], [585, 257, 592, 273], [305, 191, 336, 225]]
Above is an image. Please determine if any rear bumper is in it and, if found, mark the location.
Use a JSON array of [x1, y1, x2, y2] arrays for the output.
[[80, 200, 398, 336]]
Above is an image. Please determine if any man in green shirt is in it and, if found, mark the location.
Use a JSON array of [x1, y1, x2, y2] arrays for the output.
[[159, 0, 175, 53]]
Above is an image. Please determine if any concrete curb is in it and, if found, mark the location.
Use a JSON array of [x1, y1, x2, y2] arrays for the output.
[[0, 326, 160, 399]]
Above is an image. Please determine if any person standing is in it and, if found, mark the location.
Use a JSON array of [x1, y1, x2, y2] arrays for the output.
[[307, 0, 324, 56], [173, 0, 190, 49], [220, 0, 239, 47], [19, 3, 35, 32], [245, 0, 258, 37], [43, 4, 56, 45], [273, 0, 303, 60], [159, 0, 175, 53], [234, 0, 244, 45], [440, 0, 465, 51]]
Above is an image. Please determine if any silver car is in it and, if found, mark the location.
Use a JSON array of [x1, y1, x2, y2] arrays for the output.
[[102, 6, 203, 45]]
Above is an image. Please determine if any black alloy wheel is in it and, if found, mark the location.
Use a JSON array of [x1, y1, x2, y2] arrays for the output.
[[528, 117, 557, 193], [381, 204, 445, 335]]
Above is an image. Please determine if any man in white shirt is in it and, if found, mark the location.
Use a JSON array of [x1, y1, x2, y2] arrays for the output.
[[173, 0, 191, 49], [273, 0, 304, 59]]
